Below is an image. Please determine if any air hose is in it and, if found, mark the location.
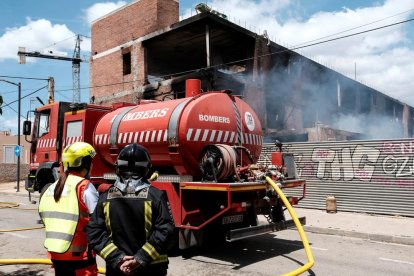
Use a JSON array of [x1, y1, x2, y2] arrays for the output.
[[265, 176, 315, 276], [0, 259, 106, 274]]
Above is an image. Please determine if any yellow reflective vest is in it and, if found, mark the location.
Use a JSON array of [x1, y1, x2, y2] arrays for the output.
[[38, 174, 88, 254]]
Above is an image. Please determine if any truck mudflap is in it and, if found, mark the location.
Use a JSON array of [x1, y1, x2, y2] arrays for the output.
[[226, 216, 306, 242]]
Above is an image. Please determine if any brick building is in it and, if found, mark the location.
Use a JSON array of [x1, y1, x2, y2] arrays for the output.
[[90, 0, 414, 142], [90, 0, 179, 104]]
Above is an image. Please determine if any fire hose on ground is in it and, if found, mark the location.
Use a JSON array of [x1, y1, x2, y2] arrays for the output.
[[0, 201, 43, 232], [0, 201, 107, 274], [0, 259, 106, 274], [265, 176, 315, 276], [0, 200, 42, 232]]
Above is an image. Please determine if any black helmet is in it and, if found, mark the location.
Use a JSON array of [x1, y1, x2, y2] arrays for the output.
[[116, 144, 152, 179]]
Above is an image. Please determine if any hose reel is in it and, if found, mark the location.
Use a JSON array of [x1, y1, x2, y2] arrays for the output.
[[199, 144, 236, 181], [199, 144, 253, 181]]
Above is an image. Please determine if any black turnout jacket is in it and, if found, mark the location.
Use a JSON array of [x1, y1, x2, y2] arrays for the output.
[[86, 184, 174, 274]]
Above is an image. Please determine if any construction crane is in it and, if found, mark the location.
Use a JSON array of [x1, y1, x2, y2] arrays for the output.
[[17, 35, 83, 103]]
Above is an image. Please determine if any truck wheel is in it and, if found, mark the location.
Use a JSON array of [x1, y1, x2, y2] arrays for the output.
[[271, 199, 286, 223]]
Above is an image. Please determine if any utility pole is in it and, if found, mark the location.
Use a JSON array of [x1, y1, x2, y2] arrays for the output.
[[17, 82, 21, 192], [48, 77, 55, 103]]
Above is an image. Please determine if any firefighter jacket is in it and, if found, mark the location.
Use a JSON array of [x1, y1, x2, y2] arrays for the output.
[[38, 174, 92, 260], [86, 184, 174, 271]]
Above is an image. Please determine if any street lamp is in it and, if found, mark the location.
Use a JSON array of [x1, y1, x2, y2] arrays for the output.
[[0, 79, 21, 192]]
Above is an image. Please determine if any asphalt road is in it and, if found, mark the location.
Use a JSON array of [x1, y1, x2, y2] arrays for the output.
[[1, 193, 413, 276]]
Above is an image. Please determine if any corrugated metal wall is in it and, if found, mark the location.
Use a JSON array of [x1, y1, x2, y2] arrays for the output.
[[259, 139, 414, 217]]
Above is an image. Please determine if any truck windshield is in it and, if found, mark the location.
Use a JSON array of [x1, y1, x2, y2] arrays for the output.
[[35, 110, 50, 138]]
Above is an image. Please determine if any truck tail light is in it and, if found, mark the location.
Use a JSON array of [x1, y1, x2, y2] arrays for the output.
[[230, 202, 249, 212]]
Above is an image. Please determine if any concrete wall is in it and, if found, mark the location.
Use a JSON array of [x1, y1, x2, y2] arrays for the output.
[[0, 163, 29, 183]]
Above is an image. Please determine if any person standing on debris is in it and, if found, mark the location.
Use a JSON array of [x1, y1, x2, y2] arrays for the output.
[[38, 142, 99, 276], [87, 143, 174, 276]]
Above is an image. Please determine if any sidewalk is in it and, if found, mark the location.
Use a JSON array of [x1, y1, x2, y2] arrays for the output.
[[0, 181, 39, 198], [1, 181, 414, 246], [292, 207, 414, 246]]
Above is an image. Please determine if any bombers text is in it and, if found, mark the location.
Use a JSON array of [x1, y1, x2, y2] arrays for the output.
[[109, 108, 169, 123], [199, 114, 230, 124]]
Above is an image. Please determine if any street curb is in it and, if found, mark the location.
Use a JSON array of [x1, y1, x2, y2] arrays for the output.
[[0, 191, 40, 199], [304, 226, 414, 246]]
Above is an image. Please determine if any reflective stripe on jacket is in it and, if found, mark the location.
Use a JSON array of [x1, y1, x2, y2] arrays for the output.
[[39, 174, 90, 259], [87, 185, 174, 269]]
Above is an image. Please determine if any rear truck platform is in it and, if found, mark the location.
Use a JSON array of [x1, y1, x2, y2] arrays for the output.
[[152, 178, 306, 249]]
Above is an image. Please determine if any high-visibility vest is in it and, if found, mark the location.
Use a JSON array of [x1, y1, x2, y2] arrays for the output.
[[39, 174, 90, 258]]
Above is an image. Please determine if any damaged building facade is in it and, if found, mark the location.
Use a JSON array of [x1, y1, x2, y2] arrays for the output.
[[90, 0, 414, 142]]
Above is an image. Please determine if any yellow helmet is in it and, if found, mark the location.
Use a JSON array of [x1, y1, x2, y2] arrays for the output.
[[62, 142, 96, 168]]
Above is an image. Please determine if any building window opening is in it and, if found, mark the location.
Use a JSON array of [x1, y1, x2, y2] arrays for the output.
[[123, 52, 131, 75]]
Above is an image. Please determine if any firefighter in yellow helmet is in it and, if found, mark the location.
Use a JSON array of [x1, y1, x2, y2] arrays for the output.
[[38, 142, 99, 276]]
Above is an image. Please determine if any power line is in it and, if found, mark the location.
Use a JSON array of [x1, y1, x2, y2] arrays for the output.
[[1, 101, 25, 119], [0, 75, 49, 81], [1, 85, 47, 95], [55, 90, 72, 101], [289, 17, 414, 52], [1, 85, 48, 109], [1, 88, 33, 95], [292, 7, 414, 48], [34, 35, 77, 53]]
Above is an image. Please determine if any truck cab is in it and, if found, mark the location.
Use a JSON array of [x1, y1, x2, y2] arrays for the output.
[[24, 101, 110, 193]]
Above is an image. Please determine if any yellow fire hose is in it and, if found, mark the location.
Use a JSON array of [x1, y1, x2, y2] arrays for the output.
[[0, 201, 107, 273], [0, 201, 20, 209], [0, 201, 41, 232], [0, 201, 37, 210], [0, 259, 106, 274], [266, 176, 315, 276], [0, 226, 44, 232], [0, 201, 43, 232]]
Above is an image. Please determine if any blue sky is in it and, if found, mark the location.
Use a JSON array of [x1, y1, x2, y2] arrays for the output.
[[1, 0, 413, 134]]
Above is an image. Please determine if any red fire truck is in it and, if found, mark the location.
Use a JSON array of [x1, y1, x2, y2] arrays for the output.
[[24, 79, 306, 249]]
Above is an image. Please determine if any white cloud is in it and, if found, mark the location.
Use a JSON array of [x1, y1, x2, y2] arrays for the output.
[[0, 18, 77, 62], [83, 1, 127, 25], [183, 0, 414, 105], [0, 115, 19, 132]]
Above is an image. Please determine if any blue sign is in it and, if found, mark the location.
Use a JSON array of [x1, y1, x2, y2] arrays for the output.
[[14, 145, 21, 157]]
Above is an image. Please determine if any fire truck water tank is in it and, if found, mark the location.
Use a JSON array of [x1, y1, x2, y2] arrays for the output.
[[93, 91, 263, 178]]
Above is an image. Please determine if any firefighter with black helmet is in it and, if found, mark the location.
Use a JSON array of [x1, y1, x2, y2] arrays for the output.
[[38, 141, 99, 275], [87, 143, 174, 276]]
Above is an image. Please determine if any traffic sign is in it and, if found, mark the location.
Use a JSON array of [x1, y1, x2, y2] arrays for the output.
[[14, 145, 21, 157]]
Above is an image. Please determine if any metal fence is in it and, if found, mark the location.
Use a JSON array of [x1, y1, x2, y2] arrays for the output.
[[259, 139, 414, 217]]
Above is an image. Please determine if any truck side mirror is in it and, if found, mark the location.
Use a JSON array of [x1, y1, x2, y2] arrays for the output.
[[23, 120, 32, 135]]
